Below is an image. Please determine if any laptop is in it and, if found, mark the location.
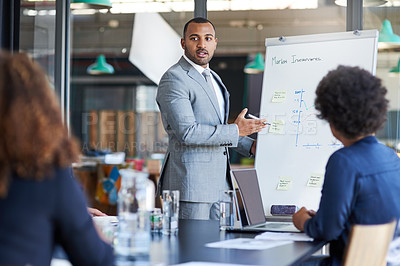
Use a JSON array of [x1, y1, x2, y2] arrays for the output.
[[228, 168, 300, 233]]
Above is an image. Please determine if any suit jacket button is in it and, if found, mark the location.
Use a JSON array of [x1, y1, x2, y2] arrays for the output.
[[223, 151, 227, 155]]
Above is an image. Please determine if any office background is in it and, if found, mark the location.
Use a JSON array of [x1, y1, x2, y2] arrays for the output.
[[1, 0, 400, 162]]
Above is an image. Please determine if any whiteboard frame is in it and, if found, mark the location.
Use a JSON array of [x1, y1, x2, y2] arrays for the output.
[[256, 29, 379, 216], [266, 30, 378, 74]]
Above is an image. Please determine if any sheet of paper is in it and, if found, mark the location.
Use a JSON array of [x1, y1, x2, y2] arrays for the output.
[[271, 90, 287, 103], [50, 259, 72, 266], [205, 238, 292, 250], [307, 173, 324, 188], [387, 235, 400, 264], [276, 176, 292, 191], [255, 232, 313, 242], [171, 262, 248, 266], [269, 120, 284, 134], [92, 216, 118, 225]]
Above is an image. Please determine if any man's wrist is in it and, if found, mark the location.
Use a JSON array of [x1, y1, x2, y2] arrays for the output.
[[234, 123, 239, 137], [249, 141, 256, 157]]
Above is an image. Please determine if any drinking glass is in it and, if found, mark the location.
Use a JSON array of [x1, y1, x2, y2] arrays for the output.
[[219, 190, 235, 230], [162, 190, 180, 235]]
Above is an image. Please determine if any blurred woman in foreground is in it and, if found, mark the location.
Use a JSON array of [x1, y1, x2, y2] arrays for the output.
[[0, 51, 114, 265]]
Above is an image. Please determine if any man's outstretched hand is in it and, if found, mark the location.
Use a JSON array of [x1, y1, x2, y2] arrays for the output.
[[234, 108, 267, 137]]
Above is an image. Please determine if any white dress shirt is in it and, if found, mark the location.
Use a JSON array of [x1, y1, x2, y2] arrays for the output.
[[183, 54, 226, 122]]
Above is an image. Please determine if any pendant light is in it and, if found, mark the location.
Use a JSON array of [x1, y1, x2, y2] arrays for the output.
[[379, 20, 400, 43], [70, 0, 112, 9], [87, 54, 115, 75], [378, 20, 400, 49], [389, 58, 400, 74], [244, 53, 265, 74]]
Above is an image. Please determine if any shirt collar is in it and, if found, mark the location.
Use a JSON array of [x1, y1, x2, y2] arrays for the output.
[[357, 135, 377, 144], [183, 54, 210, 76]]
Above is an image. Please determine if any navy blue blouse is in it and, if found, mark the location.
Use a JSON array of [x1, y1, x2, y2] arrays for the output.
[[0, 167, 114, 265], [304, 136, 400, 265]]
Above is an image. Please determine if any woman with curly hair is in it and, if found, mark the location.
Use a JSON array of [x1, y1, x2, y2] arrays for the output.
[[293, 65, 400, 265], [0, 51, 114, 265]]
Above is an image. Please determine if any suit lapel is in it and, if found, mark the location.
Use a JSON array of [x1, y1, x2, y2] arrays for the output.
[[179, 57, 223, 123], [211, 69, 230, 124]]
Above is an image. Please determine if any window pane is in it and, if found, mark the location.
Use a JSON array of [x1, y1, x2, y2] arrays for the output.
[[70, 11, 164, 158], [70, 2, 349, 160], [364, 5, 400, 154], [20, 0, 56, 82]]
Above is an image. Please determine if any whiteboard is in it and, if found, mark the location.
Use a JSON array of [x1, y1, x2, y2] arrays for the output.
[[255, 30, 379, 215]]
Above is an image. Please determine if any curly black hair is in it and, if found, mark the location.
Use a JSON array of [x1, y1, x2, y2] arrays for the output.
[[315, 65, 388, 139]]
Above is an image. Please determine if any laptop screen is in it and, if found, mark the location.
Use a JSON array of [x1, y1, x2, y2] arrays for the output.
[[231, 169, 266, 226]]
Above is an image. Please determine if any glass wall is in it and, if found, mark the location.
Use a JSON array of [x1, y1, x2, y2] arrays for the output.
[[68, 1, 348, 161], [364, 4, 400, 152], [18, 1, 400, 158], [69, 11, 163, 159], [20, 0, 56, 82]]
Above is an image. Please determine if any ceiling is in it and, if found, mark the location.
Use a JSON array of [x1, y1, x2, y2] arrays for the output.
[[70, 4, 347, 56], [18, 1, 400, 110], [72, 3, 400, 56], [19, 1, 400, 60]]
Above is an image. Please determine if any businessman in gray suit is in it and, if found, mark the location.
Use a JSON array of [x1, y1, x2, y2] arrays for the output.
[[156, 17, 267, 220]]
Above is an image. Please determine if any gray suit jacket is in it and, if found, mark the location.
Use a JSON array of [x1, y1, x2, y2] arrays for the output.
[[156, 56, 253, 203]]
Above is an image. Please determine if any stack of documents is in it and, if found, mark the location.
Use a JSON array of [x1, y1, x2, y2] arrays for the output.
[[255, 232, 313, 242], [205, 232, 313, 251]]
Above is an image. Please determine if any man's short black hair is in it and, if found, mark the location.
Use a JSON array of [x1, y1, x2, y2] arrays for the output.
[[315, 65, 388, 139], [183, 17, 216, 38]]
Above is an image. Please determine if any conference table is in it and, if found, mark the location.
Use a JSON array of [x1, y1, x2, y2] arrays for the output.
[[54, 219, 326, 265], [138, 219, 326, 266]]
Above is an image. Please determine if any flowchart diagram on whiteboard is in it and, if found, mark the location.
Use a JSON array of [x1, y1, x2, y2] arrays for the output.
[[254, 30, 379, 214]]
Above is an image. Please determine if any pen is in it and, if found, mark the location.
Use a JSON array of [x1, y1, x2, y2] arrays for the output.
[[247, 114, 271, 125]]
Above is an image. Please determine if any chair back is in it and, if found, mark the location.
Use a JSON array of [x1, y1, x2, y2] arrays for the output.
[[343, 220, 397, 266]]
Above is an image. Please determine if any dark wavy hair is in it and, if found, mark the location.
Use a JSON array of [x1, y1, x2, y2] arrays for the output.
[[315, 65, 388, 139], [183, 17, 216, 38], [0, 51, 81, 197]]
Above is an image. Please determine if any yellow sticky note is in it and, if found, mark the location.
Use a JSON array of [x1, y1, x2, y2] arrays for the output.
[[277, 176, 292, 191], [269, 120, 285, 134], [307, 173, 324, 188], [271, 90, 287, 103]]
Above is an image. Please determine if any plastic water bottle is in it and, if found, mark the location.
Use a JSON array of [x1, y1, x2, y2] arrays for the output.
[[114, 169, 154, 258]]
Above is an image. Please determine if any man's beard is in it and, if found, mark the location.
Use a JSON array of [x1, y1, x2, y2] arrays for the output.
[[185, 48, 212, 66]]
